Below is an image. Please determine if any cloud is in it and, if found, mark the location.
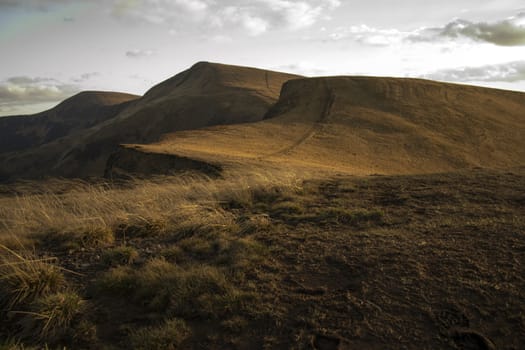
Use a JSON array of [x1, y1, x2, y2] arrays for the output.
[[0, 0, 72, 11], [329, 12, 525, 47], [0, 76, 79, 114], [125, 49, 155, 58], [276, 62, 327, 76], [2, 0, 340, 35], [113, 0, 341, 35], [424, 61, 525, 83], [414, 12, 525, 46], [71, 72, 100, 83], [217, 6, 269, 36], [329, 24, 411, 46]]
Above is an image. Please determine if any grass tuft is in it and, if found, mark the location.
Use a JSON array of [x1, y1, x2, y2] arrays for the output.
[[129, 318, 190, 350], [0, 338, 40, 350], [0, 245, 65, 310], [270, 201, 305, 217], [96, 258, 256, 319], [101, 246, 139, 266], [20, 291, 85, 342], [95, 265, 137, 295], [38, 226, 114, 250], [115, 217, 171, 239]]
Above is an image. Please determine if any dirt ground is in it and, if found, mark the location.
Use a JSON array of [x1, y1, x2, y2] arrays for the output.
[[1, 166, 523, 349], [241, 167, 525, 349]]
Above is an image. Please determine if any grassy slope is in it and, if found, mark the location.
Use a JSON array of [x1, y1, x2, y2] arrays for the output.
[[0, 63, 300, 180], [131, 77, 525, 175], [0, 167, 524, 349], [1, 66, 524, 349], [0, 91, 139, 154]]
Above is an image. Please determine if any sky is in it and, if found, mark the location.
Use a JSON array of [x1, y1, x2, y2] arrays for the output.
[[1, 0, 525, 116]]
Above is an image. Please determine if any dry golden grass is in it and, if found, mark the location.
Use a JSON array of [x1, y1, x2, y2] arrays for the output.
[[0, 244, 89, 346], [129, 318, 190, 350], [0, 171, 291, 348], [0, 62, 300, 180], [0, 245, 65, 310], [132, 76, 525, 176], [101, 245, 139, 266], [0, 169, 301, 248], [0, 167, 523, 349], [22, 291, 85, 342]]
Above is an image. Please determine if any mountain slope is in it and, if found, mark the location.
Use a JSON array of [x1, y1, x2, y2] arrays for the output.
[[0, 91, 139, 153], [0, 62, 300, 180], [118, 76, 525, 176]]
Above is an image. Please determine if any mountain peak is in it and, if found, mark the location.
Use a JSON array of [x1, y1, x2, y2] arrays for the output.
[[54, 91, 139, 114], [143, 61, 300, 99]]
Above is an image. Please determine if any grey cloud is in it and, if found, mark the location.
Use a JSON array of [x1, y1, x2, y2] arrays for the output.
[[125, 49, 155, 58], [329, 12, 525, 47], [0, 75, 79, 108], [6, 76, 57, 85], [113, 0, 341, 35], [329, 24, 409, 46], [424, 61, 525, 83], [1, 0, 341, 35], [415, 13, 525, 46], [0, 0, 72, 11], [72, 72, 100, 83], [276, 63, 327, 76]]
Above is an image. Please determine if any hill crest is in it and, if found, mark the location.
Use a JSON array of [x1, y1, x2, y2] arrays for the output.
[[0, 63, 300, 180], [118, 75, 525, 176]]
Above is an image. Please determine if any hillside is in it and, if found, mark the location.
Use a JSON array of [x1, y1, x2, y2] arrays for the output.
[[0, 91, 139, 153], [0, 62, 299, 180], [115, 76, 525, 176], [1, 167, 524, 349], [1, 63, 524, 349]]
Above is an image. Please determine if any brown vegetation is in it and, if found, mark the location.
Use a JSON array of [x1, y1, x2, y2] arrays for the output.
[[135, 76, 525, 176], [1, 62, 524, 349], [0, 63, 299, 180], [0, 167, 523, 349]]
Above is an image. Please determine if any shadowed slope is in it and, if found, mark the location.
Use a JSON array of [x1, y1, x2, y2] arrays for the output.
[[0, 62, 299, 180], [123, 76, 525, 175], [0, 91, 139, 153]]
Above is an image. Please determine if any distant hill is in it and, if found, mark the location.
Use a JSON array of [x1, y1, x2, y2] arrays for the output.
[[114, 76, 525, 176], [0, 91, 139, 153], [0, 62, 299, 180]]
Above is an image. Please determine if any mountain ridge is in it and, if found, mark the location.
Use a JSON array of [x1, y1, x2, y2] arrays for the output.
[[1, 62, 524, 181], [116, 74, 525, 176], [0, 62, 300, 180], [0, 91, 139, 154]]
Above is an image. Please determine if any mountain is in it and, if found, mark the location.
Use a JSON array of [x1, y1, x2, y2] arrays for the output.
[[0, 91, 139, 153], [112, 76, 525, 176], [0, 62, 300, 180]]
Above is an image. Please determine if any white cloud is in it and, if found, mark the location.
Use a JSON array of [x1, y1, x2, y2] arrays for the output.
[[329, 12, 525, 47], [275, 61, 327, 76], [125, 49, 155, 58], [414, 12, 525, 46], [0, 76, 79, 115], [219, 6, 269, 36], [112, 0, 341, 35], [424, 61, 525, 82], [329, 24, 414, 46], [0, 0, 71, 11], [254, 0, 331, 29], [72, 72, 100, 83]]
